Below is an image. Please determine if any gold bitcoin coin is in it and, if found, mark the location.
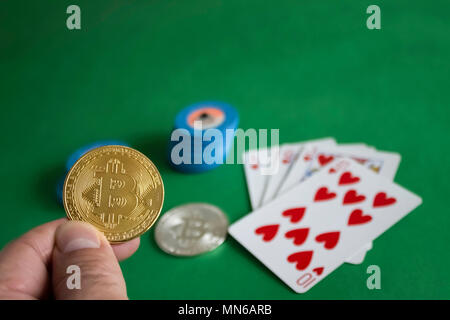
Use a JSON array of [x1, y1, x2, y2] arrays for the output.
[[63, 145, 164, 243]]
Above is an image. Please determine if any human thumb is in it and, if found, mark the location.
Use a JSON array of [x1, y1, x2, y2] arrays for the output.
[[52, 221, 128, 300]]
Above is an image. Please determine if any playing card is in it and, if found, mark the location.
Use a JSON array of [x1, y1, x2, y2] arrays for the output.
[[303, 147, 401, 182], [334, 143, 376, 153], [278, 143, 387, 265], [346, 242, 373, 265], [260, 138, 336, 207], [229, 158, 422, 293], [277, 139, 337, 196], [258, 144, 298, 207], [247, 142, 400, 266], [243, 146, 280, 209]]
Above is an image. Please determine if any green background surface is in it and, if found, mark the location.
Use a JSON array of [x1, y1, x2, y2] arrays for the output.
[[1, 0, 449, 299]]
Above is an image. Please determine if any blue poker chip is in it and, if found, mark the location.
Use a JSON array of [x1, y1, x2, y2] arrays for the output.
[[169, 101, 239, 173], [174, 101, 239, 135], [65, 140, 129, 171]]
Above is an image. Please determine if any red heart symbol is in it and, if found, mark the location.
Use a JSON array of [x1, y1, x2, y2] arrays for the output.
[[287, 251, 313, 271], [329, 168, 336, 173], [343, 189, 366, 205], [318, 154, 334, 166], [251, 164, 258, 170], [255, 224, 279, 242], [285, 228, 309, 246], [373, 192, 396, 207], [313, 267, 324, 276], [339, 172, 360, 185], [314, 187, 337, 202], [282, 207, 306, 223], [304, 155, 311, 161], [348, 209, 372, 226], [315, 231, 340, 249]]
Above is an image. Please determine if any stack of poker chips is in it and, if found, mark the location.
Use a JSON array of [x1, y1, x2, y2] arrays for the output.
[[168, 102, 239, 173]]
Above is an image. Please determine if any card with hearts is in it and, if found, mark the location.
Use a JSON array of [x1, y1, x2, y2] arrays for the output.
[[271, 143, 378, 265], [299, 147, 401, 263], [230, 157, 422, 293], [260, 138, 336, 207]]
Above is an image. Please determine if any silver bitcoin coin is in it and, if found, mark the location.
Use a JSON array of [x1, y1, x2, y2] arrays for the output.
[[154, 203, 228, 256]]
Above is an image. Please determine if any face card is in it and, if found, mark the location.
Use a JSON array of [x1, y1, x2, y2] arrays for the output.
[[229, 158, 422, 293], [260, 138, 336, 207], [303, 147, 401, 182]]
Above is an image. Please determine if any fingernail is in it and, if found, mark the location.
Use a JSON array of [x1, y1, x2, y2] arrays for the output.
[[56, 221, 101, 253]]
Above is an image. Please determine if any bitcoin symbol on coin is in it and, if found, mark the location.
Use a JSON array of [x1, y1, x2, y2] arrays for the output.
[[172, 217, 208, 247], [63, 146, 164, 243], [154, 203, 228, 256], [82, 158, 139, 229]]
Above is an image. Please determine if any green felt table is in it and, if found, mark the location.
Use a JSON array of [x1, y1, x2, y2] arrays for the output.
[[1, 0, 449, 300]]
